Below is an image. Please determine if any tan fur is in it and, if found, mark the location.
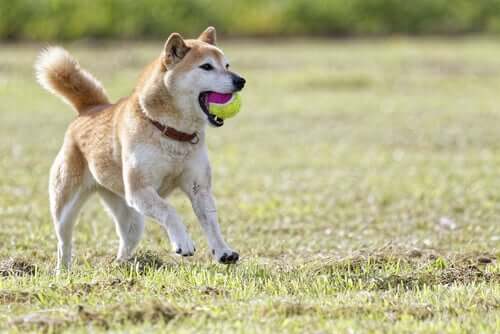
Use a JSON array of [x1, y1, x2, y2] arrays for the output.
[[198, 26, 217, 45], [36, 47, 109, 113], [49, 134, 86, 219], [37, 27, 245, 272]]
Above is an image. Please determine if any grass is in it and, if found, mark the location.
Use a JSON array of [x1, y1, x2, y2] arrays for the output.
[[0, 37, 499, 333]]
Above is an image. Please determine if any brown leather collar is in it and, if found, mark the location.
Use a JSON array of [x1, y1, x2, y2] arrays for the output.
[[149, 119, 199, 144]]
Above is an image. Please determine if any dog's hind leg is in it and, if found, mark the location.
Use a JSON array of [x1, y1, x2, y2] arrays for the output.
[[99, 189, 144, 261], [49, 139, 91, 273]]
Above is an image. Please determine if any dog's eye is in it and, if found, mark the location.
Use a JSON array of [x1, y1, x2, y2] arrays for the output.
[[199, 63, 214, 71], [225, 64, 230, 69]]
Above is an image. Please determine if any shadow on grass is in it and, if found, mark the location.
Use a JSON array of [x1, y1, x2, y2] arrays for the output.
[[101, 250, 179, 275]]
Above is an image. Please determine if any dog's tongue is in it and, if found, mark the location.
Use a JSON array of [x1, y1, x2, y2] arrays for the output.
[[207, 92, 233, 104]]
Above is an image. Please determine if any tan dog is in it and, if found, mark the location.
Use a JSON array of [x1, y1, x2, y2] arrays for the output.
[[35, 27, 245, 272]]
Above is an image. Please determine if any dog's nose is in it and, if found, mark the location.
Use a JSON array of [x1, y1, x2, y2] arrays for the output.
[[232, 75, 246, 90]]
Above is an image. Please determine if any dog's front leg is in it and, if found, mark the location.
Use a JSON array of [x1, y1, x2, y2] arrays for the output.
[[180, 162, 239, 264], [191, 190, 239, 264], [124, 165, 195, 257]]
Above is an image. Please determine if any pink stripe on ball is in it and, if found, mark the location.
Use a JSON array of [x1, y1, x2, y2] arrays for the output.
[[207, 92, 233, 104]]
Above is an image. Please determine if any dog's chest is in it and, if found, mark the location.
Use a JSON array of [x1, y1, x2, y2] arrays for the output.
[[138, 140, 195, 190]]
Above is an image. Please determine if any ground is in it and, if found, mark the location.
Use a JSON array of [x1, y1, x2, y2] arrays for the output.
[[0, 38, 499, 333]]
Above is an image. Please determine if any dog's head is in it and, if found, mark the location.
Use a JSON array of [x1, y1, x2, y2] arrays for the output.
[[159, 27, 245, 127]]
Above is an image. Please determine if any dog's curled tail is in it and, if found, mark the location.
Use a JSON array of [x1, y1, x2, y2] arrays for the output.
[[35, 47, 109, 113]]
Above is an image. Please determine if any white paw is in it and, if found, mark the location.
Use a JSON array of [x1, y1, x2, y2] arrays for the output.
[[212, 247, 239, 264], [169, 228, 196, 257]]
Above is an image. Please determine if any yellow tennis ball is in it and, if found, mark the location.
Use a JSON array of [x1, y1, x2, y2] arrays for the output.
[[208, 93, 242, 119]]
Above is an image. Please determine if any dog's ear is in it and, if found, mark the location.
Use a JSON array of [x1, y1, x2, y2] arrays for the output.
[[162, 33, 190, 67], [198, 26, 216, 45]]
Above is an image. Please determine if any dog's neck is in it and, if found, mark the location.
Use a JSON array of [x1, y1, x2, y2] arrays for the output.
[[136, 59, 206, 135]]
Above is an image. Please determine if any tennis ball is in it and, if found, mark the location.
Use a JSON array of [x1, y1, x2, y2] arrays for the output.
[[207, 92, 242, 119]]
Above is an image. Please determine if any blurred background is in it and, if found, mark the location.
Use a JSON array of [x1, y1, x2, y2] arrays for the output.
[[3, 0, 500, 40]]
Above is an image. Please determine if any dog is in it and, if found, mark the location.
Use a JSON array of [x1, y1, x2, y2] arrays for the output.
[[35, 27, 245, 272]]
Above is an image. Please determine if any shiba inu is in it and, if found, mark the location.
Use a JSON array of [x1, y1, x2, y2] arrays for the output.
[[35, 27, 246, 272]]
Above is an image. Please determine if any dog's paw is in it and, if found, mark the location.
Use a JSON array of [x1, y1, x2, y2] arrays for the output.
[[171, 234, 196, 257], [212, 248, 239, 264]]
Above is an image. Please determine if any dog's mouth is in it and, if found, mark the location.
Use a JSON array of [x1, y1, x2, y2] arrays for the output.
[[199, 92, 228, 127]]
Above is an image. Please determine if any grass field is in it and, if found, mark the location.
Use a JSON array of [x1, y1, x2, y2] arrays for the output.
[[0, 38, 499, 333]]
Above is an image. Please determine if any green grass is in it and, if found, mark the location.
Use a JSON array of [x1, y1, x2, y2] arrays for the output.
[[0, 38, 499, 333]]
